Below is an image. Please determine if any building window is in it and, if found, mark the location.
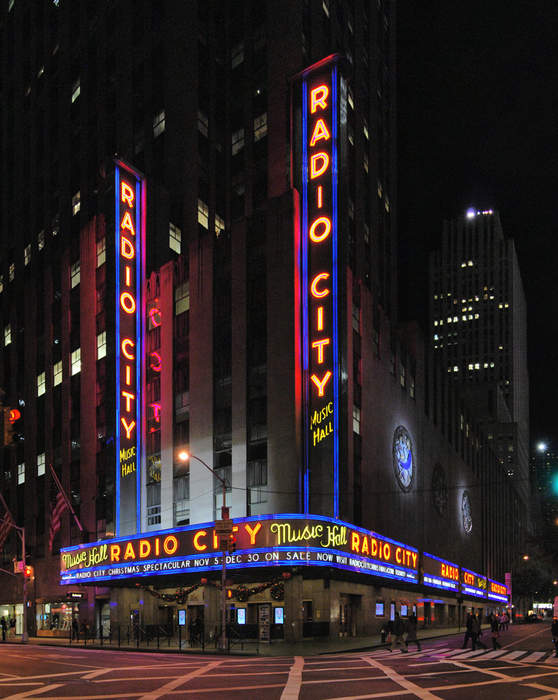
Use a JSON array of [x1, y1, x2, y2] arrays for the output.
[[70, 261, 80, 288], [37, 453, 46, 477], [353, 405, 361, 434], [197, 199, 209, 229], [8, 0, 15, 11], [174, 475, 190, 526], [197, 109, 208, 137], [231, 128, 245, 155], [71, 348, 81, 376], [147, 482, 161, 526], [253, 113, 267, 142], [4, 324, 11, 346], [38, 230, 45, 250], [175, 281, 190, 315], [169, 222, 182, 254], [24, 244, 32, 266], [17, 463, 25, 486], [37, 371, 46, 397], [96, 238, 106, 267], [215, 214, 225, 238], [71, 78, 80, 103], [322, 0, 330, 17], [72, 191, 80, 215], [153, 109, 165, 137], [231, 42, 244, 68], [9, 263, 15, 281], [53, 360, 63, 386], [97, 331, 106, 360]]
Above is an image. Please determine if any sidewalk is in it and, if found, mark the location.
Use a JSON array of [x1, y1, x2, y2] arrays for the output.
[[1, 625, 466, 657]]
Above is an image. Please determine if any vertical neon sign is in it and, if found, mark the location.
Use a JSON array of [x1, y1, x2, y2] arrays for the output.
[[300, 56, 341, 517], [115, 160, 145, 536]]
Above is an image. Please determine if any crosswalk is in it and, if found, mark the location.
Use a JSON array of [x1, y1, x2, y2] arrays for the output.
[[366, 645, 558, 665]]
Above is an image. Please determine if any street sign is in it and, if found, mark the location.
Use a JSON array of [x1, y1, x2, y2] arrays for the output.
[[13, 560, 23, 574]]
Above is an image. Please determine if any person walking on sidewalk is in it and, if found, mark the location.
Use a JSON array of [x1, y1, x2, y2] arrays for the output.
[[0, 617, 6, 642], [472, 613, 486, 650], [490, 614, 501, 650], [390, 612, 407, 653], [462, 613, 474, 648], [405, 613, 421, 651], [551, 618, 558, 657]]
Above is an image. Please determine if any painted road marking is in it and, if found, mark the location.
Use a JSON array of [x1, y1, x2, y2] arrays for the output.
[[520, 651, 546, 663], [497, 650, 528, 661], [363, 654, 443, 700], [480, 649, 509, 659], [280, 655, 304, 700], [137, 660, 222, 700]]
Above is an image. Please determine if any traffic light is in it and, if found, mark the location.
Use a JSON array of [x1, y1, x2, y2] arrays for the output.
[[2, 407, 21, 446], [23, 565, 34, 580], [228, 533, 237, 553]]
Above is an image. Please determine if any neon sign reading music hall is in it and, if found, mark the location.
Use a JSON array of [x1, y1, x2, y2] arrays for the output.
[[299, 55, 343, 516], [115, 160, 145, 536]]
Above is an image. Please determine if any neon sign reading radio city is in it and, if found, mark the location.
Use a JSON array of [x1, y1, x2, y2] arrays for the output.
[[301, 55, 341, 516], [115, 161, 145, 536]]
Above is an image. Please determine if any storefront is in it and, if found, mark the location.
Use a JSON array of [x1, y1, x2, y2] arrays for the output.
[[0, 603, 23, 636], [36, 601, 79, 636]]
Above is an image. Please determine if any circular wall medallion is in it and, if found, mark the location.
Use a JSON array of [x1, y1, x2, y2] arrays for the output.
[[392, 426, 414, 492], [431, 463, 448, 516], [462, 491, 473, 534]]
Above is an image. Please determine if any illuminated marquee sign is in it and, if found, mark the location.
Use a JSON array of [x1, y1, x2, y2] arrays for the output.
[[422, 552, 460, 592], [297, 54, 345, 517], [487, 578, 509, 603], [115, 161, 145, 536], [461, 567, 487, 599], [60, 514, 418, 585]]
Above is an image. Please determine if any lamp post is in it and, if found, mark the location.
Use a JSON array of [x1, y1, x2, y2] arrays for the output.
[[179, 451, 230, 652]]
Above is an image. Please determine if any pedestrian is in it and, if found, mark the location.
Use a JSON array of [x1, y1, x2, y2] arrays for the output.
[[551, 618, 558, 657], [472, 614, 486, 650], [390, 612, 407, 653], [72, 617, 79, 641], [490, 614, 501, 650], [1, 616, 6, 642], [405, 613, 421, 651], [503, 611, 510, 631], [462, 613, 474, 649]]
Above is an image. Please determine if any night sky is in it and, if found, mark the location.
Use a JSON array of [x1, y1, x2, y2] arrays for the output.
[[397, 1, 558, 445]]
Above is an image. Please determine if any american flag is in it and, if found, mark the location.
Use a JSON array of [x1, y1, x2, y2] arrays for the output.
[[0, 511, 14, 550], [48, 490, 68, 553]]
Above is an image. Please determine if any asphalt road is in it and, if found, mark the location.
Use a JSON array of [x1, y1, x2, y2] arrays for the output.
[[0, 623, 557, 699]]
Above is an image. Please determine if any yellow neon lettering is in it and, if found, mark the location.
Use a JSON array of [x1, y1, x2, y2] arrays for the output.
[[309, 216, 331, 243], [310, 272, 330, 298], [121, 236, 135, 259], [310, 84, 329, 113], [310, 152, 329, 179], [122, 338, 135, 359], [121, 416, 136, 439], [122, 390, 135, 412], [309, 118, 330, 147], [121, 182, 135, 208], [311, 370, 332, 396], [312, 337, 330, 363], [120, 291, 136, 314], [120, 210, 136, 236]]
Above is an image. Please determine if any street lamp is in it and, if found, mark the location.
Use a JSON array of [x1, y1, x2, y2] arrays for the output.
[[179, 451, 230, 652]]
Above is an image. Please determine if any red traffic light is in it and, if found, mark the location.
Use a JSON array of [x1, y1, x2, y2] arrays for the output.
[[8, 409, 21, 423], [23, 565, 33, 579]]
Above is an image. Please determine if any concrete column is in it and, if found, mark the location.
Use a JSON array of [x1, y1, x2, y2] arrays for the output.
[[284, 574, 304, 642]]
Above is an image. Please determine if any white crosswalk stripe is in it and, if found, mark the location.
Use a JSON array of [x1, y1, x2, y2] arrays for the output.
[[520, 651, 546, 662], [479, 649, 509, 659]]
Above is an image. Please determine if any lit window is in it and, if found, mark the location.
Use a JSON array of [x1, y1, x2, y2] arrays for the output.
[[17, 463, 25, 486], [363, 120, 369, 140], [231, 42, 244, 68], [71, 78, 80, 103], [352, 405, 361, 434], [231, 128, 245, 155], [377, 181, 383, 198], [197, 110, 208, 137], [253, 113, 267, 142], [37, 371, 46, 397], [153, 109, 166, 137], [72, 191, 80, 215], [71, 348, 81, 376], [4, 324, 11, 346], [70, 260, 80, 288], [8, 0, 15, 11], [175, 281, 190, 315], [38, 230, 45, 250], [215, 214, 225, 238], [53, 360, 63, 386], [24, 244, 31, 266], [348, 88, 354, 109], [363, 153, 369, 173], [169, 222, 181, 254], [97, 331, 106, 360], [322, 0, 330, 17], [453, 366, 459, 372], [197, 199, 209, 229], [9, 263, 15, 281], [96, 238, 106, 267], [37, 453, 46, 477]]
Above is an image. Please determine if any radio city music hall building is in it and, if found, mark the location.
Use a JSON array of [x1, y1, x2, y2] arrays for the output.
[[0, 1, 520, 640]]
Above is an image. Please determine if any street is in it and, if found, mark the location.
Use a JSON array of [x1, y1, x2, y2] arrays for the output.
[[1, 623, 557, 699]]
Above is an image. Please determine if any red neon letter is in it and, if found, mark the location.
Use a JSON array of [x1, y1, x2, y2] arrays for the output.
[[122, 338, 135, 359], [121, 182, 135, 208], [121, 236, 135, 259], [317, 185, 323, 208], [150, 402, 161, 422], [120, 210, 136, 236], [122, 390, 135, 412], [317, 306, 324, 330], [309, 216, 331, 243], [312, 337, 330, 364], [163, 536, 178, 555], [309, 118, 330, 147], [148, 307, 162, 327], [310, 272, 330, 298], [121, 417, 136, 439], [149, 351, 162, 372], [311, 370, 332, 396], [310, 84, 329, 113], [120, 292, 136, 314], [310, 152, 329, 179]]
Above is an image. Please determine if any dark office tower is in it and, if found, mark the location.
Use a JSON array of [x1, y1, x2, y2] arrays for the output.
[[429, 210, 530, 514], [0, 2, 515, 642]]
